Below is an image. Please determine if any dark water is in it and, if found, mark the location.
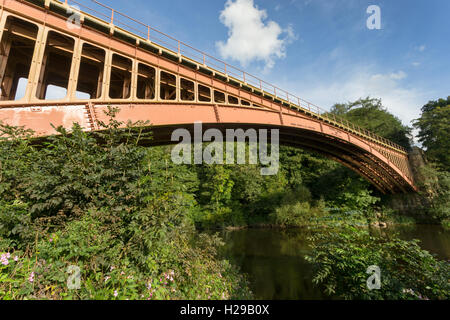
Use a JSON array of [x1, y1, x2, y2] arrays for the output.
[[219, 225, 450, 300]]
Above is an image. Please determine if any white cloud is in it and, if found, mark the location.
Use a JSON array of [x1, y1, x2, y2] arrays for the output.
[[412, 62, 421, 67], [216, 0, 295, 70]]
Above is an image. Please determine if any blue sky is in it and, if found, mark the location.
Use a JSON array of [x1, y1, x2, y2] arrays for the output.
[[92, 0, 449, 131]]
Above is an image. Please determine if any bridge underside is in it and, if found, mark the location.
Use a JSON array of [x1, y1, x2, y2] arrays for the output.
[[148, 123, 413, 195]]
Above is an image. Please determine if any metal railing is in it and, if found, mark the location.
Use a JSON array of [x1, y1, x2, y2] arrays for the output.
[[54, 0, 407, 153]]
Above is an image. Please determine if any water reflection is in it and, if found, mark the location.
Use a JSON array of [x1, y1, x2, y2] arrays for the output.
[[386, 225, 450, 260]]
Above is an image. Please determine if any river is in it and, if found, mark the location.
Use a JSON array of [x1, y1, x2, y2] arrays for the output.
[[219, 225, 450, 300]]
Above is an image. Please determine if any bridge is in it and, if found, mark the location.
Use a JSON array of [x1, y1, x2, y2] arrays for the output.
[[0, 0, 417, 194]]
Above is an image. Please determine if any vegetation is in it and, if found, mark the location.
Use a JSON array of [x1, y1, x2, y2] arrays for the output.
[[413, 96, 450, 171], [305, 97, 450, 300], [306, 226, 449, 300], [415, 165, 450, 227], [0, 107, 251, 300], [412, 97, 450, 227]]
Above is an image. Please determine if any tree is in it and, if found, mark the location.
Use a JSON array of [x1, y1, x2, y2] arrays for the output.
[[413, 97, 450, 171], [416, 164, 450, 226]]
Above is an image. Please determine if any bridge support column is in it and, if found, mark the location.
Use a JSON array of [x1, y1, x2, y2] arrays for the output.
[[31, 26, 50, 101], [103, 49, 113, 100], [0, 4, 7, 46], [25, 22, 44, 102]]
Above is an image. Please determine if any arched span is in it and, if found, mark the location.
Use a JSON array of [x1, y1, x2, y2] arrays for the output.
[[0, 102, 416, 194], [149, 123, 406, 195], [91, 103, 415, 195]]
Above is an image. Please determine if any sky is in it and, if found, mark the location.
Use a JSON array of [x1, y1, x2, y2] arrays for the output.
[[78, 0, 449, 134]]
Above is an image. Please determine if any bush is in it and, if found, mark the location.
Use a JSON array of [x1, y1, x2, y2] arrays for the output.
[[0, 201, 34, 249], [271, 202, 312, 227], [270, 188, 327, 227], [0, 108, 252, 300], [306, 226, 450, 300]]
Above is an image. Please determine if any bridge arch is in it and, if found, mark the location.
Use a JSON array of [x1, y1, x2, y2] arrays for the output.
[[86, 103, 414, 194]]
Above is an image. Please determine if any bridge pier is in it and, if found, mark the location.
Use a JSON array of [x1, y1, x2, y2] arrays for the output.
[[386, 147, 434, 217]]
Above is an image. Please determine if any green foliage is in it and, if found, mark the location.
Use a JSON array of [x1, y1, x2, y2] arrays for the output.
[[270, 185, 323, 227], [25, 108, 150, 220], [278, 145, 381, 213], [1, 94, 442, 300], [199, 165, 235, 210], [0, 108, 251, 300], [380, 207, 416, 226], [417, 165, 450, 224], [0, 123, 35, 202], [271, 202, 320, 227], [334, 183, 380, 212], [411, 96, 450, 224], [0, 201, 34, 249], [306, 226, 450, 300], [442, 219, 450, 230], [413, 97, 450, 171]]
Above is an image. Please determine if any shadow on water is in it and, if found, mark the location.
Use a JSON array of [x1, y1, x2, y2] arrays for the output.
[[218, 225, 450, 300]]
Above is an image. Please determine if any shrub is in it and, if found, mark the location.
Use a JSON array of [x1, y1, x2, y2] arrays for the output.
[[0, 108, 252, 300], [0, 201, 34, 249], [306, 226, 450, 300], [271, 202, 312, 227]]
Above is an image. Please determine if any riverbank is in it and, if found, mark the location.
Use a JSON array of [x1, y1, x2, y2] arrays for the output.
[[201, 204, 424, 232], [222, 219, 418, 231]]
